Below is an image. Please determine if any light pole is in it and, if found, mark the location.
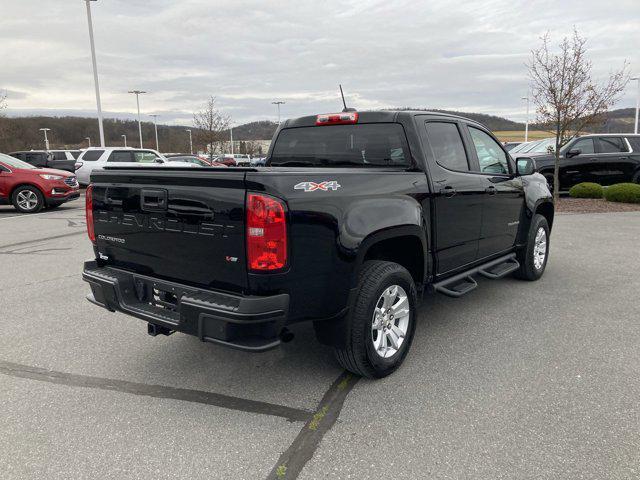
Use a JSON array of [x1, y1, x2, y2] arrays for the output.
[[271, 101, 285, 124], [39, 128, 51, 150], [84, 0, 105, 147], [85, 136, 91, 147], [121, 134, 127, 147], [128, 90, 146, 148], [521, 96, 530, 143], [229, 123, 234, 155], [185, 129, 193, 155], [632, 77, 640, 135], [149, 114, 159, 151]]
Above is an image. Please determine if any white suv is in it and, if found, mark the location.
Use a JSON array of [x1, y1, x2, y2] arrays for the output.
[[74, 148, 195, 185]]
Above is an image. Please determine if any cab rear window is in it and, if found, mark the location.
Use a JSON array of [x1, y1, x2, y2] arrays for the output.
[[269, 123, 411, 167]]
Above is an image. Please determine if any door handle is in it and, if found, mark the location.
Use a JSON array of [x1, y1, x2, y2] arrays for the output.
[[439, 186, 457, 198], [140, 189, 167, 211], [485, 186, 497, 195]]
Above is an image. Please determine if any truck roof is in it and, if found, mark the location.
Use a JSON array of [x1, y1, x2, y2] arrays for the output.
[[282, 110, 477, 128]]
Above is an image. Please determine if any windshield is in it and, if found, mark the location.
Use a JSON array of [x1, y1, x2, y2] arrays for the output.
[[0, 153, 37, 169], [509, 141, 537, 154], [270, 123, 411, 167], [526, 138, 555, 153]]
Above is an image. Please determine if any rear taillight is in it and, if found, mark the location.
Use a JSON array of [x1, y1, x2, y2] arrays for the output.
[[86, 184, 95, 244], [316, 112, 358, 125], [74, 161, 83, 170], [246, 193, 287, 271]]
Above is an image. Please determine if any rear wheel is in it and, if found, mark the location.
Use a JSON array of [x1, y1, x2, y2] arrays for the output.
[[514, 214, 549, 281], [12, 186, 44, 213], [334, 261, 417, 379]]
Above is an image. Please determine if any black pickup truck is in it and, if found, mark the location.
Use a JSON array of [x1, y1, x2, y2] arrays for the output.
[[82, 110, 553, 378]]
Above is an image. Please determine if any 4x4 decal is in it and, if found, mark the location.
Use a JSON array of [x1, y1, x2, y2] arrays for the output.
[[294, 181, 341, 192]]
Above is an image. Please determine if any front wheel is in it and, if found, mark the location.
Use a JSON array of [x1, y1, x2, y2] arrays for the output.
[[334, 261, 417, 379], [514, 214, 550, 281], [12, 186, 44, 213]]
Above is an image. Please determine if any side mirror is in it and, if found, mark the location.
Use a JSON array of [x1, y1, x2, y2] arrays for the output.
[[154, 158, 164, 163], [516, 157, 537, 176], [566, 149, 581, 158]]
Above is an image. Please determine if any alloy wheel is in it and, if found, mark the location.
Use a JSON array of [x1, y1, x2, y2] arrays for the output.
[[371, 285, 410, 358]]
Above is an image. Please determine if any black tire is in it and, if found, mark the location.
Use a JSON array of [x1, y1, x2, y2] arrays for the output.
[[633, 171, 640, 184], [334, 261, 417, 379], [514, 214, 550, 281], [11, 185, 44, 213]]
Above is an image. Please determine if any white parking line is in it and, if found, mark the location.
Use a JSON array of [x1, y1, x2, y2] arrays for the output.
[[0, 211, 54, 221]]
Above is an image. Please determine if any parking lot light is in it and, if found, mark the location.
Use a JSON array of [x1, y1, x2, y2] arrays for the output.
[[521, 96, 530, 142], [121, 134, 127, 147], [632, 77, 639, 135], [150, 114, 159, 151], [85, 136, 91, 147], [128, 90, 147, 148], [272, 101, 285, 124], [185, 129, 193, 154], [84, 0, 105, 148], [39, 128, 51, 150]]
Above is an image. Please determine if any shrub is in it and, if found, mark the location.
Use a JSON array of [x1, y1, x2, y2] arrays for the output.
[[603, 183, 640, 203], [569, 182, 603, 199]]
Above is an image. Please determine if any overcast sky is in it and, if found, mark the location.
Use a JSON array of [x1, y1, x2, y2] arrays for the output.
[[1, 0, 639, 126]]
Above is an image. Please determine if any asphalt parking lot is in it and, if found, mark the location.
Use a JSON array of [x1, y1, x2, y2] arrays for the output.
[[1, 199, 639, 479]]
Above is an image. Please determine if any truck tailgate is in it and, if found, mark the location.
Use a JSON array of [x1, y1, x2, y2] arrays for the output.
[[90, 169, 247, 292]]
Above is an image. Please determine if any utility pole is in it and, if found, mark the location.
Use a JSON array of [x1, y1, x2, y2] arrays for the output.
[[128, 90, 146, 148], [271, 101, 285, 124], [85, 136, 91, 147], [521, 96, 530, 143], [39, 128, 51, 150], [121, 134, 127, 147], [186, 129, 193, 155], [84, 0, 105, 147], [632, 77, 640, 134], [149, 114, 160, 151], [230, 124, 234, 155]]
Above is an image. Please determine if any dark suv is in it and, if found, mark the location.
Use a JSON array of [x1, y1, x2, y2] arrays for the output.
[[513, 134, 640, 190], [9, 150, 79, 173]]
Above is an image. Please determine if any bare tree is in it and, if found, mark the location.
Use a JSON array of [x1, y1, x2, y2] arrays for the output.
[[528, 29, 628, 200], [193, 96, 230, 161]]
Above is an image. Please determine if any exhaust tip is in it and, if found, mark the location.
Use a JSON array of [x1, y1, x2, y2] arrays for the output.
[[279, 328, 294, 343]]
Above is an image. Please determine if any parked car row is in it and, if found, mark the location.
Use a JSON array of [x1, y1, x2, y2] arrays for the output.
[[511, 134, 640, 191]]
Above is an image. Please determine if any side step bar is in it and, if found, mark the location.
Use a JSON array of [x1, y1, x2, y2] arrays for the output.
[[433, 253, 519, 298]]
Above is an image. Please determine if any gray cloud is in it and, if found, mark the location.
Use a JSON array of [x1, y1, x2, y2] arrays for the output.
[[1, 0, 639, 125]]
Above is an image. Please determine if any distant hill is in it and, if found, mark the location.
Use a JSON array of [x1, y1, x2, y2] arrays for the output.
[[392, 108, 526, 131], [0, 108, 635, 152]]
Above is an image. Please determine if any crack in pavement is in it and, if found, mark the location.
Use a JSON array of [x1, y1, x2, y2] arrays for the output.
[[0, 231, 84, 250], [266, 371, 360, 480], [0, 360, 313, 423]]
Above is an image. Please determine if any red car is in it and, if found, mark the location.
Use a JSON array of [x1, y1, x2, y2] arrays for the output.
[[0, 153, 80, 213]]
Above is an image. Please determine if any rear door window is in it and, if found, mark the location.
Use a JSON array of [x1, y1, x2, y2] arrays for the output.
[[270, 123, 411, 167], [52, 152, 67, 161], [133, 151, 160, 163], [107, 151, 134, 163], [424, 122, 469, 171], [81, 150, 104, 161], [597, 137, 628, 153], [626, 137, 640, 151]]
